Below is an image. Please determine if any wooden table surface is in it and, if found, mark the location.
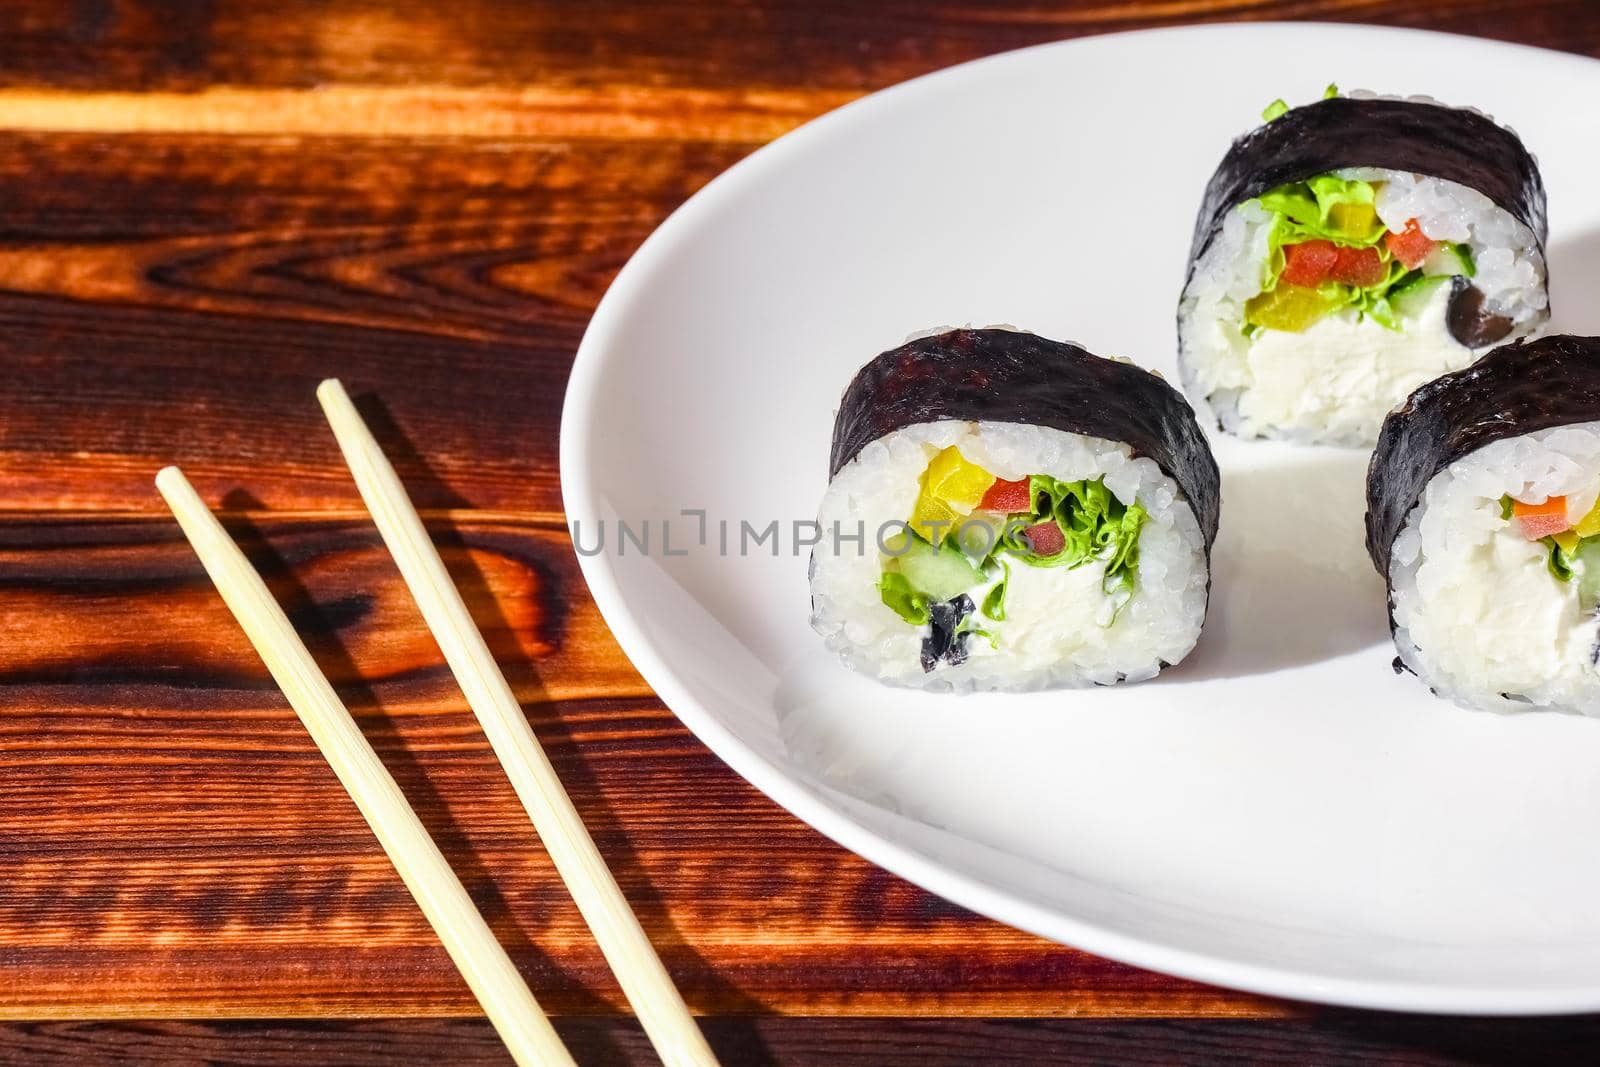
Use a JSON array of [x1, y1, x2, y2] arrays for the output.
[[3, 2, 1598, 1063]]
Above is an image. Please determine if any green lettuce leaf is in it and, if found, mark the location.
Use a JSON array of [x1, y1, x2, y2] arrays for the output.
[[1544, 536, 1575, 582], [1259, 84, 1338, 124], [999, 475, 1148, 599], [1347, 257, 1418, 330], [981, 559, 1009, 621], [1259, 177, 1386, 260], [1544, 534, 1600, 599], [1255, 177, 1386, 303], [1503, 498, 1582, 584], [878, 571, 930, 625], [883, 476, 1148, 632], [1307, 175, 1378, 228], [1098, 502, 1148, 586], [1256, 186, 1323, 232], [957, 614, 998, 650]]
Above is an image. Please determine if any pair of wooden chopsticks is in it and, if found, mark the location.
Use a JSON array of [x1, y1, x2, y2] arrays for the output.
[[156, 380, 717, 1067]]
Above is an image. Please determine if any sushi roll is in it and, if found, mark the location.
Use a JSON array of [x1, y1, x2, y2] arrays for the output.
[[1179, 90, 1549, 446], [810, 328, 1220, 691], [1368, 336, 1600, 715]]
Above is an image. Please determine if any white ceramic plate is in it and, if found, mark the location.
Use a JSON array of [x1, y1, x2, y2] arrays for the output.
[[561, 23, 1600, 1013]]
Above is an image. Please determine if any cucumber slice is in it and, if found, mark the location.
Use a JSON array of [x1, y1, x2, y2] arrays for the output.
[[892, 533, 984, 602], [951, 514, 1002, 568], [1390, 274, 1448, 321], [1577, 538, 1600, 613], [1422, 242, 1475, 278]]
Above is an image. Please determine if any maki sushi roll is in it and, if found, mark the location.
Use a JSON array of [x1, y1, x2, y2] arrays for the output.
[[810, 328, 1219, 691], [1368, 336, 1600, 715], [1179, 89, 1548, 446]]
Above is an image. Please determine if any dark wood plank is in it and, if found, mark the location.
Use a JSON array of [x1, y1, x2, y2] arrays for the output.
[[0, 0, 1597, 95], [0, 514, 638, 697], [0, 512, 1276, 1019], [0, 133, 746, 516], [0, 86, 855, 141], [4, 0, 1600, 1050], [1, 1015, 1593, 1066]]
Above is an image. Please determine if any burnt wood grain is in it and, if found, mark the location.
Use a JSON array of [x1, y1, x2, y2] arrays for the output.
[[0, 133, 746, 517], [0, 0, 1597, 94], [3, 1, 1600, 1063], [0, 513, 1271, 1020], [1, 1015, 1592, 1066]]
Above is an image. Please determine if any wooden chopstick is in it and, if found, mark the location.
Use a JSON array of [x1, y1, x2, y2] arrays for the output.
[[154, 466, 576, 1067], [316, 379, 719, 1067]]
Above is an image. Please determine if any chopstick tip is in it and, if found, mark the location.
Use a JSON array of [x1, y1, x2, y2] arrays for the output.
[[154, 466, 198, 515], [317, 377, 348, 406]]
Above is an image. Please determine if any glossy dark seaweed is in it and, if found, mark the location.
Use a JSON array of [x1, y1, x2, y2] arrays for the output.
[[922, 594, 975, 673], [1446, 276, 1513, 349], [1366, 336, 1600, 582], [829, 328, 1220, 553], [1187, 97, 1547, 272]]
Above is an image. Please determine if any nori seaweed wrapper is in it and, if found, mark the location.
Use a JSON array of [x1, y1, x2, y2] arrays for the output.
[[1186, 97, 1547, 274], [829, 328, 1220, 552], [1366, 335, 1600, 583]]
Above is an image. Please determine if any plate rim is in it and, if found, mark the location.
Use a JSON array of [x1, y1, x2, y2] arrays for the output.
[[559, 21, 1600, 1014]]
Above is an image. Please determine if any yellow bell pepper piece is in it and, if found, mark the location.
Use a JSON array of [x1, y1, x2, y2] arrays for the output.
[[1326, 201, 1378, 241], [1244, 284, 1341, 333], [924, 446, 993, 510], [909, 494, 961, 545], [910, 446, 994, 544], [1554, 529, 1581, 555], [1575, 496, 1600, 539]]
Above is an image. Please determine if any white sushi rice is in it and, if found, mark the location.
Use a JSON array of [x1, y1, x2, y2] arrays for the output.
[[1389, 421, 1600, 715], [1178, 168, 1547, 447], [810, 420, 1209, 691]]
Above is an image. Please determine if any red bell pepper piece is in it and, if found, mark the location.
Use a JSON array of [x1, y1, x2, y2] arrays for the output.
[[1513, 496, 1571, 541], [1329, 244, 1386, 287], [1280, 240, 1339, 287], [1385, 219, 1437, 270], [979, 477, 1031, 513]]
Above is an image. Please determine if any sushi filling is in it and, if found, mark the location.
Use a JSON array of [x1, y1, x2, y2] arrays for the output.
[[1240, 172, 1483, 341], [1389, 423, 1600, 714], [1180, 101, 1547, 446], [811, 419, 1208, 691], [1502, 492, 1600, 626], [877, 445, 1148, 672]]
